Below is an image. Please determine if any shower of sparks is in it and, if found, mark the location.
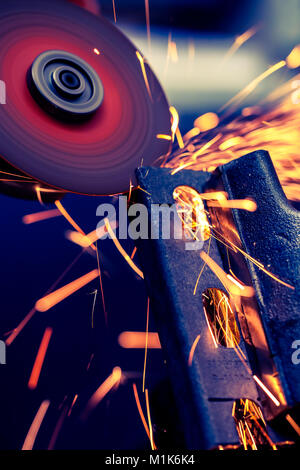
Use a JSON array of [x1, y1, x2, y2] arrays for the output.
[[199, 289, 284, 407], [35, 269, 99, 312], [165, 47, 300, 202], [173, 185, 211, 242], [5, 27, 300, 452], [6, 249, 85, 345], [22, 209, 61, 225], [202, 288, 240, 348], [104, 218, 144, 279], [136, 51, 152, 100], [142, 298, 150, 393], [28, 327, 53, 390], [145, 388, 156, 450], [188, 334, 201, 366], [232, 398, 277, 450], [82, 366, 122, 420], [22, 400, 50, 450], [220, 60, 286, 113]]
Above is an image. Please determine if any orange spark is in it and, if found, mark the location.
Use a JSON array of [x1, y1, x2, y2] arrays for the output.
[[132, 383, 155, 447], [48, 404, 69, 450], [82, 367, 122, 419], [194, 112, 219, 132], [286, 414, 300, 436], [35, 186, 64, 205], [188, 334, 201, 366], [156, 134, 172, 141], [112, 0, 117, 23], [104, 218, 144, 279], [220, 60, 286, 112], [23, 209, 61, 225], [28, 327, 53, 390], [207, 198, 257, 212], [193, 237, 212, 295], [183, 127, 200, 141], [169, 41, 178, 63], [200, 251, 255, 297], [142, 298, 150, 393], [66, 220, 117, 248], [253, 375, 281, 407], [286, 44, 300, 69], [93, 48, 100, 55], [191, 133, 222, 160], [145, 389, 156, 450], [169, 106, 179, 141], [198, 191, 228, 201], [221, 25, 259, 66], [35, 186, 44, 205], [136, 51, 152, 100], [118, 331, 161, 349], [68, 394, 79, 417], [96, 241, 107, 325], [144, 0, 151, 56], [175, 128, 184, 149], [22, 400, 50, 450], [6, 308, 36, 346], [35, 269, 99, 312], [169, 106, 184, 148], [219, 136, 244, 150], [55, 200, 96, 251], [131, 246, 137, 260]]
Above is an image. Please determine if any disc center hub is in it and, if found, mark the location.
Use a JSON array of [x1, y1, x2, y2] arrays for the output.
[[27, 50, 104, 121]]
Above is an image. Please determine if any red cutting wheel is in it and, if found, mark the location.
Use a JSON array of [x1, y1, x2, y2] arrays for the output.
[[0, 0, 171, 195]]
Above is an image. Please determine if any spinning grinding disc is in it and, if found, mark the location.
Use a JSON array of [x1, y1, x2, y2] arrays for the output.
[[0, 0, 171, 196]]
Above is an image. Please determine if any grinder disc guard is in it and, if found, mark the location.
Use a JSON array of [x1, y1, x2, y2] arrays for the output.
[[0, 0, 171, 196]]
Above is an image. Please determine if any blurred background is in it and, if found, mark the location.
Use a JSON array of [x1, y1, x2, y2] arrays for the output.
[[99, 0, 300, 132], [0, 0, 299, 450]]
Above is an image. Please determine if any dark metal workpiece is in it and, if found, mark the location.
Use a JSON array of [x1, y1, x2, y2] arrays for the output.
[[210, 150, 300, 423], [135, 150, 300, 449]]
